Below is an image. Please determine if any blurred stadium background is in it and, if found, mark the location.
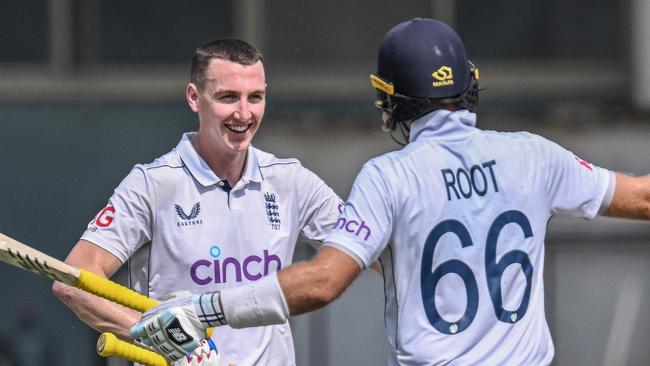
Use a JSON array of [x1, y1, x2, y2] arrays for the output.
[[0, 0, 648, 365]]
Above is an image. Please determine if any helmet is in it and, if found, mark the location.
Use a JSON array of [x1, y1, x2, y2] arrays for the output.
[[370, 18, 479, 130]]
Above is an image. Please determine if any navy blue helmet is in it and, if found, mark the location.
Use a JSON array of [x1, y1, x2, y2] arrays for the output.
[[371, 18, 479, 129]]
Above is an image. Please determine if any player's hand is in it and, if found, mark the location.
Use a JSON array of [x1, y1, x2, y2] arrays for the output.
[[172, 339, 222, 366], [130, 293, 207, 362]]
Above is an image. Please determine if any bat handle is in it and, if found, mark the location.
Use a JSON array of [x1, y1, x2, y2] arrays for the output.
[[77, 269, 160, 312], [97, 332, 169, 366]]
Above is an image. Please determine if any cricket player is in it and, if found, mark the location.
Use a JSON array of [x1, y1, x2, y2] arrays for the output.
[[130, 19, 650, 365], [52, 38, 342, 365]]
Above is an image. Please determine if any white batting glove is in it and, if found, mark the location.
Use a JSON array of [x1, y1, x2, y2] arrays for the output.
[[130, 292, 225, 362], [172, 339, 222, 366]]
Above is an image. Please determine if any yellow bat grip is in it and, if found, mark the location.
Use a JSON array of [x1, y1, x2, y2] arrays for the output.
[[97, 333, 168, 366], [77, 269, 160, 312], [78, 269, 215, 335]]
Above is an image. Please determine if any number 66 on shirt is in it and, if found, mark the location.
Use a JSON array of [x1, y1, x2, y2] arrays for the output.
[[421, 210, 533, 335]]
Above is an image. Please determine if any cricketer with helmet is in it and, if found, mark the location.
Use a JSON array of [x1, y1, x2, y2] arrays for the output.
[[130, 18, 650, 365]]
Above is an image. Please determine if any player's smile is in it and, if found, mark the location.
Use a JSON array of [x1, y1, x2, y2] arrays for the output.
[[224, 121, 252, 134]]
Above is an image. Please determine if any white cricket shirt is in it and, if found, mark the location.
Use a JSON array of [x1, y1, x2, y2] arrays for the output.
[[325, 109, 613, 365], [82, 132, 341, 366]]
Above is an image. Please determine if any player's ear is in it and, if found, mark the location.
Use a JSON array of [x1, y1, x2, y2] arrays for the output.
[[186, 83, 200, 112]]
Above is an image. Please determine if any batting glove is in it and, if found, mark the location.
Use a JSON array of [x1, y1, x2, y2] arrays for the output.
[[130, 292, 225, 362]]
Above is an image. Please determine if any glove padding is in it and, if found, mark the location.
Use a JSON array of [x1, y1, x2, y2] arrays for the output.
[[172, 339, 222, 366], [130, 293, 207, 362]]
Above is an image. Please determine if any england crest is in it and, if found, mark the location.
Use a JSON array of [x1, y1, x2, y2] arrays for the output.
[[264, 193, 281, 230]]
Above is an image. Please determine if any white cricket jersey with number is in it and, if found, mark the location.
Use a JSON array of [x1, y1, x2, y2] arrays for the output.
[[82, 132, 341, 366], [324, 109, 613, 366]]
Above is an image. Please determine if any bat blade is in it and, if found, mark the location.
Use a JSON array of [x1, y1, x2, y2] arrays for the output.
[[0, 232, 159, 312], [0, 232, 79, 285]]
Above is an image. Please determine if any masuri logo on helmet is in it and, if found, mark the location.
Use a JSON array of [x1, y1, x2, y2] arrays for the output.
[[432, 66, 454, 87]]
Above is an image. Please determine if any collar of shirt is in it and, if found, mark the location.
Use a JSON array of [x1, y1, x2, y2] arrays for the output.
[[175, 132, 263, 188], [408, 109, 478, 143]]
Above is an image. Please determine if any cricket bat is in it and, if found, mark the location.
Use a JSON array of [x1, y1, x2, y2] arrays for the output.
[[0, 232, 164, 365], [0, 232, 159, 312]]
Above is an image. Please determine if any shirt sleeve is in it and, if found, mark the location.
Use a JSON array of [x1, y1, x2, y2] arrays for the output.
[[541, 137, 613, 219], [80, 166, 153, 262], [324, 162, 393, 268], [295, 165, 343, 247]]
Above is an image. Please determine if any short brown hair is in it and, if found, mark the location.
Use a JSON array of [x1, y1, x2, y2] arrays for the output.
[[190, 39, 264, 90]]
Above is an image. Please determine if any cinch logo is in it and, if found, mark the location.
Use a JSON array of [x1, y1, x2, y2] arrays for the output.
[[432, 66, 454, 87], [175, 202, 203, 227], [335, 217, 372, 241], [190, 245, 282, 285]]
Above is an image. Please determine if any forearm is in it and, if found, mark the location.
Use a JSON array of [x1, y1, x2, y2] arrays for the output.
[[52, 239, 137, 339], [204, 247, 361, 328], [278, 248, 361, 314], [604, 173, 650, 220], [278, 260, 341, 315], [53, 281, 140, 339]]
